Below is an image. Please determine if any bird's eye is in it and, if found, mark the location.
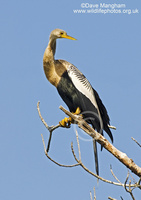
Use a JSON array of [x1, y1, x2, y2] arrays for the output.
[[60, 32, 64, 35]]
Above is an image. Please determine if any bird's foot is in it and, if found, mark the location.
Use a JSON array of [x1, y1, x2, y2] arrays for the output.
[[73, 107, 81, 115], [59, 117, 72, 128], [59, 107, 81, 128]]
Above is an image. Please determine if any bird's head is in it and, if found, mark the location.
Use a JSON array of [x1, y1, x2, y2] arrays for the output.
[[49, 29, 76, 41]]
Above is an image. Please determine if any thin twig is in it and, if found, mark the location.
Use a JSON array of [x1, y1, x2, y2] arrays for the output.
[[108, 125, 116, 130], [94, 187, 96, 200], [37, 101, 60, 132], [71, 142, 82, 165], [110, 165, 122, 184], [90, 191, 93, 200], [37, 101, 49, 129], [131, 137, 141, 148], [124, 171, 130, 192], [41, 134, 80, 168], [124, 171, 135, 200], [47, 132, 52, 152], [108, 197, 117, 200], [137, 178, 141, 189], [75, 129, 81, 161], [90, 187, 96, 200], [37, 101, 61, 152], [46, 123, 60, 152]]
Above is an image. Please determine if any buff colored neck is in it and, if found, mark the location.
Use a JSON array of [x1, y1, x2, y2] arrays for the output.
[[43, 38, 60, 87]]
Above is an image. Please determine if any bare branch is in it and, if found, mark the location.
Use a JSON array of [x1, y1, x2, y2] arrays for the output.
[[38, 102, 141, 194], [90, 191, 93, 200], [71, 142, 82, 165], [110, 165, 122, 184], [90, 187, 96, 200], [131, 137, 141, 148], [108, 197, 117, 200], [124, 172, 135, 200], [137, 178, 141, 188], [37, 101, 61, 152], [59, 105, 141, 178], [108, 125, 116, 130], [94, 187, 96, 200], [75, 130, 81, 161], [41, 134, 80, 168], [37, 101, 61, 132], [71, 142, 133, 187]]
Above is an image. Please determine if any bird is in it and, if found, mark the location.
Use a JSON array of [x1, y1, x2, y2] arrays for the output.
[[43, 28, 115, 175]]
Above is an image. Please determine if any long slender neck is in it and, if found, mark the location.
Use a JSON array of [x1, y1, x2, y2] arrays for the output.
[[43, 37, 56, 63], [43, 37, 60, 87]]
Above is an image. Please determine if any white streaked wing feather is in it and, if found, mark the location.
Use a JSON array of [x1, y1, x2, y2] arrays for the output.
[[67, 65, 98, 109]]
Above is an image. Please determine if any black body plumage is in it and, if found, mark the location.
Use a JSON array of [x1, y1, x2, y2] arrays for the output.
[[57, 65, 113, 175], [57, 65, 113, 141]]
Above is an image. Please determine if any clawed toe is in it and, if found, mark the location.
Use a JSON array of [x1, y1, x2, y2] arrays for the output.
[[59, 117, 72, 128]]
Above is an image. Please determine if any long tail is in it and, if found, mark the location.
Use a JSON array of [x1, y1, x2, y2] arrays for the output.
[[93, 139, 99, 176]]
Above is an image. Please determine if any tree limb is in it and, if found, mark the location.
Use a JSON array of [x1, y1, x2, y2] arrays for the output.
[[59, 105, 141, 178], [37, 101, 141, 193], [71, 132, 138, 188]]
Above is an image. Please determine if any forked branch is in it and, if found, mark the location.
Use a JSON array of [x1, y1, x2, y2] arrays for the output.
[[41, 133, 80, 168], [37, 101, 141, 194], [59, 105, 141, 178]]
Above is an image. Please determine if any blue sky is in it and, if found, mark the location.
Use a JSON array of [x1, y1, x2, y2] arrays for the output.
[[0, 0, 141, 199]]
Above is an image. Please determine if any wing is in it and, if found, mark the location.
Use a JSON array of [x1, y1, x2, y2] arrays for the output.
[[93, 88, 113, 142], [67, 65, 98, 110], [67, 64, 113, 142], [67, 64, 104, 132]]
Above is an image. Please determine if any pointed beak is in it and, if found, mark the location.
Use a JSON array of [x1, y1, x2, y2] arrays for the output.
[[61, 34, 77, 40]]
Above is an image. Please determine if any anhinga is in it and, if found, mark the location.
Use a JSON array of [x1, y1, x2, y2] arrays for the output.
[[43, 28, 115, 175]]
